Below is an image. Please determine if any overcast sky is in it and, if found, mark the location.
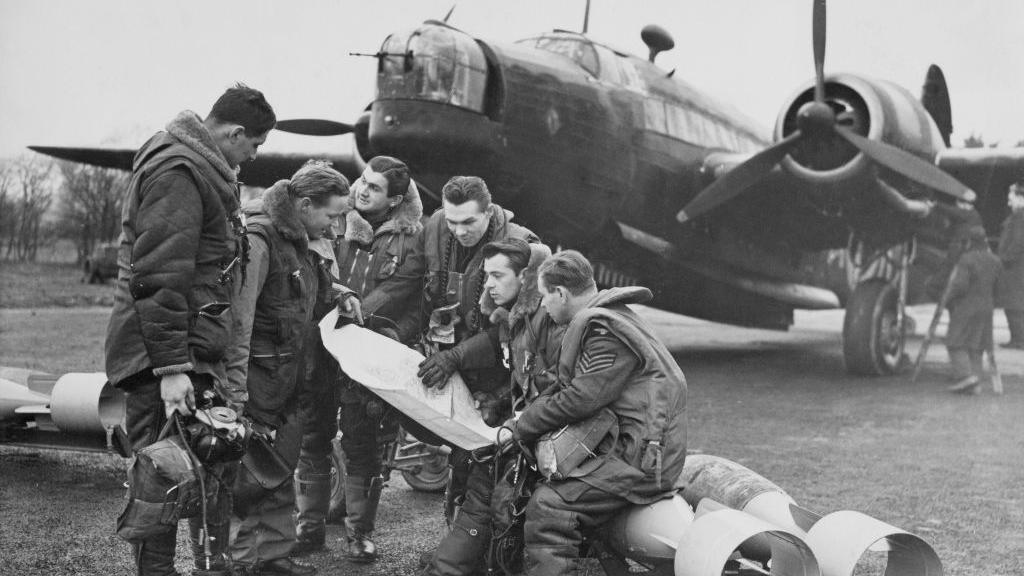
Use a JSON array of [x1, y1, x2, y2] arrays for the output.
[[1, 0, 1022, 159]]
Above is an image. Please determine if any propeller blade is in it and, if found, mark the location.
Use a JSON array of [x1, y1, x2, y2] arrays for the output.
[[812, 0, 827, 103], [835, 128, 974, 200], [275, 119, 354, 136], [677, 131, 802, 223]]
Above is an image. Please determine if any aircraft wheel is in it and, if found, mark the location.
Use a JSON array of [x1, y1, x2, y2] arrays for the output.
[[326, 437, 347, 524], [400, 443, 449, 493], [843, 279, 904, 375]]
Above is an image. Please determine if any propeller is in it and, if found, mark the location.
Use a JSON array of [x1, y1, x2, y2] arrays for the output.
[[812, 0, 826, 103], [677, 132, 801, 223], [275, 119, 354, 136], [676, 0, 974, 224], [835, 129, 973, 201]]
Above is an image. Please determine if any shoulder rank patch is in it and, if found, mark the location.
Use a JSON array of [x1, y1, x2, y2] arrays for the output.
[[576, 348, 617, 374]]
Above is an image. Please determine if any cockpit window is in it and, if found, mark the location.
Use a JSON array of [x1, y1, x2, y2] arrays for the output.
[[521, 34, 599, 78], [378, 26, 487, 112]]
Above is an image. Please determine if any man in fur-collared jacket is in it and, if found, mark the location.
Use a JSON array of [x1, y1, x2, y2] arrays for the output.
[[420, 238, 564, 576], [416, 176, 540, 535], [224, 161, 349, 576], [294, 156, 425, 562], [107, 84, 275, 576]]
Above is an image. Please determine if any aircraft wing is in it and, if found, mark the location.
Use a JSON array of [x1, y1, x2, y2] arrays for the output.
[[28, 146, 135, 171], [237, 150, 364, 187], [937, 147, 1024, 203], [28, 146, 365, 188], [615, 222, 840, 310]]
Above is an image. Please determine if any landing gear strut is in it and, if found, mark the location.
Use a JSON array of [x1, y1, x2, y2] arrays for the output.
[[843, 240, 914, 375]]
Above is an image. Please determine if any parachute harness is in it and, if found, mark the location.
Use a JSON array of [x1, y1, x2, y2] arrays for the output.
[[480, 428, 538, 575]]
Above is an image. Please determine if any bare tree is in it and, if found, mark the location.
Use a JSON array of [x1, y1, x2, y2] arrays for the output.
[[56, 161, 127, 263], [0, 161, 13, 257], [1, 156, 55, 261]]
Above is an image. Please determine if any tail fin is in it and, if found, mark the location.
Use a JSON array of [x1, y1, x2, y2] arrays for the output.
[[921, 64, 953, 147]]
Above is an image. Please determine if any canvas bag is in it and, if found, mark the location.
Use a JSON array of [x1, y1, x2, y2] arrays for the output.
[[534, 408, 618, 481]]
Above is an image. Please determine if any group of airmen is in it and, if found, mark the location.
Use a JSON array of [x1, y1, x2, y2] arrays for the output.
[[107, 84, 688, 576]]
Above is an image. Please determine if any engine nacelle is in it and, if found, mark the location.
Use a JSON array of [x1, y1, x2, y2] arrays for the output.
[[774, 74, 947, 185]]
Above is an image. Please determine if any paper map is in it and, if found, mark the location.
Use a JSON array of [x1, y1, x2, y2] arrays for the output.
[[318, 309, 497, 450]]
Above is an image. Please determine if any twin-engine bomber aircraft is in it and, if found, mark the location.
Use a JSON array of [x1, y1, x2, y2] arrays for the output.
[[32, 1, 1024, 375]]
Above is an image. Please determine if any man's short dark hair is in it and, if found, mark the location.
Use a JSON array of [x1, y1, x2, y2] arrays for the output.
[[538, 250, 596, 296], [442, 176, 491, 209], [208, 83, 276, 136], [482, 238, 531, 275], [290, 160, 349, 206], [368, 156, 411, 198]]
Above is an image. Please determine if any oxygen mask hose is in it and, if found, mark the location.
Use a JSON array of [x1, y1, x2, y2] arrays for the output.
[[174, 412, 213, 570]]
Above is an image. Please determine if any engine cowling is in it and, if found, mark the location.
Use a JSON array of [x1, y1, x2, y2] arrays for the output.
[[774, 73, 947, 185]]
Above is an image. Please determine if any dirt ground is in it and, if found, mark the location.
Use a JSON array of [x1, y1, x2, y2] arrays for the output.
[[1, 305, 1022, 576]]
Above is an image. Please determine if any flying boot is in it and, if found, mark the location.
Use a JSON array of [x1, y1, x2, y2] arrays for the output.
[[133, 532, 179, 576], [947, 374, 982, 394], [293, 470, 333, 555], [344, 475, 384, 563], [189, 519, 234, 576], [420, 513, 490, 576]]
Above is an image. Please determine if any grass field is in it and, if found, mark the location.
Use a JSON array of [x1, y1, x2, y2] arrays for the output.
[[0, 259, 115, 372], [0, 307, 110, 374], [0, 261, 115, 308]]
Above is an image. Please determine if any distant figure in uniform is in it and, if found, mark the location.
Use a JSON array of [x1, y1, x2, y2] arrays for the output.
[[996, 180, 1024, 349], [927, 197, 985, 300], [505, 251, 688, 576], [946, 226, 1002, 394], [106, 84, 275, 576]]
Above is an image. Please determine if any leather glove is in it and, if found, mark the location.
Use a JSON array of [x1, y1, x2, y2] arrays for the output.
[[417, 348, 462, 390]]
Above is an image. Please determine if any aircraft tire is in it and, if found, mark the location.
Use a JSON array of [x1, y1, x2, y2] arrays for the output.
[[843, 279, 903, 376], [400, 445, 449, 493]]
